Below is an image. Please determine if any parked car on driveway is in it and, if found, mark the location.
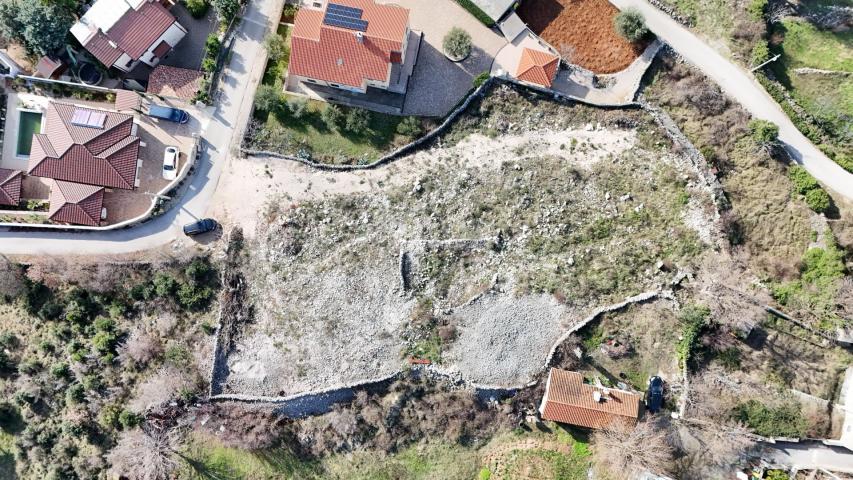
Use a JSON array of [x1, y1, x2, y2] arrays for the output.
[[147, 104, 189, 124], [182, 218, 218, 236], [162, 146, 179, 180], [646, 376, 664, 413]]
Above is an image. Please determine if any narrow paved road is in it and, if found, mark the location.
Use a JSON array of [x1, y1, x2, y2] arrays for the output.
[[611, 0, 853, 202], [764, 441, 853, 473], [0, 0, 282, 256]]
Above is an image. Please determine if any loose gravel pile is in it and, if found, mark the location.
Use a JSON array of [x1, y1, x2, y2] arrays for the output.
[[444, 292, 573, 387]]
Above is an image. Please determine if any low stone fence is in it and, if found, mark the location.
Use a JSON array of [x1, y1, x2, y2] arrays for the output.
[[642, 0, 694, 26]]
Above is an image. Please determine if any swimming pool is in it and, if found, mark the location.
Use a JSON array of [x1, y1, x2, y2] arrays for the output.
[[16, 110, 43, 157]]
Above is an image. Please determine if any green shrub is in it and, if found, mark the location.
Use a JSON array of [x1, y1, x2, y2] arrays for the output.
[[747, 0, 767, 20], [765, 470, 790, 480], [201, 56, 217, 73], [177, 281, 214, 311], [614, 8, 648, 42], [788, 165, 819, 194], [205, 34, 221, 57], [118, 410, 140, 429], [0, 332, 18, 349], [81, 374, 101, 391], [18, 357, 42, 375], [184, 0, 209, 18], [0, 402, 23, 433], [479, 468, 492, 480], [321, 104, 344, 131], [185, 257, 217, 286], [345, 107, 371, 135], [286, 97, 308, 119], [98, 404, 121, 430], [473, 71, 490, 88], [264, 33, 287, 60], [453, 0, 494, 26], [254, 84, 282, 112], [732, 400, 807, 437], [94, 316, 115, 332], [396, 116, 423, 137], [805, 188, 831, 213], [750, 41, 770, 67], [211, 0, 240, 23], [748, 119, 779, 147], [716, 347, 741, 371], [91, 331, 117, 355], [443, 27, 472, 59], [0, 350, 15, 375], [676, 304, 710, 369], [153, 273, 179, 297], [50, 362, 71, 379], [129, 282, 154, 301], [65, 384, 85, 404], [165, 344, 191, 368]]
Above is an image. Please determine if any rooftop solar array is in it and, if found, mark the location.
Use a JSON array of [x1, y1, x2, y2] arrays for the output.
[[70, 109, 107, 129], [323, 2, 368, 32]]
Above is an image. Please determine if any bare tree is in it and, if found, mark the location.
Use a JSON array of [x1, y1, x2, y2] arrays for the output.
[[0, 256, 24, 300], [129, 366, 200, 413], [118, 328, 163, 366], [591, 418, 675, 478], [107, 428, 183, 480], [558, 43, 576, 68]]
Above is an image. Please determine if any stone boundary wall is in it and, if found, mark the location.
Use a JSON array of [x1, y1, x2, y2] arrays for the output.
[[642, 0, 693, 26]]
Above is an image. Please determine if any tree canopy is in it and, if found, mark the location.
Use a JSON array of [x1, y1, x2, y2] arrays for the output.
[[0, 0, 73, 57]]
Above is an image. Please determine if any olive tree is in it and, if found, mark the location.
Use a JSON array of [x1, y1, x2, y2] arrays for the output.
[[614, 8, 648, 42], [0, 0, 73, 56], [442, 27, 472, 60]]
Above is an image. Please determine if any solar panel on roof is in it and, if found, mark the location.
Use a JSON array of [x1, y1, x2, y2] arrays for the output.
[[70, 108, 106, 129], [326, 3, 363, 18], [323, 12, 368, 31]]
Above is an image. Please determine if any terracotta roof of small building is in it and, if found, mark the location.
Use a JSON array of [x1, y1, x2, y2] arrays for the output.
[[516, 47, 559, 88], [80, 1, 176, 66], [539, 369, 641, 429], [28, 102, 140, 190], [34, 56, 65, 79], [0, 169, 22, 206], [48, 179, 104, 226], [290, 0, 409, 89], [147, 65, 203, 100], [114, 89, 142, 112]]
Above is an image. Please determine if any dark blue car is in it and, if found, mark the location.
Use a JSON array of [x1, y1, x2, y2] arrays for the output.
[[147, 105, 189, 124], [183, 218, 217, 236], [646, 376, 664, 413]]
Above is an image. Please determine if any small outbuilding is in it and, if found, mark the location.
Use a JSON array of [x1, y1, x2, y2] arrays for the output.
[[538, 368, 641, 429]]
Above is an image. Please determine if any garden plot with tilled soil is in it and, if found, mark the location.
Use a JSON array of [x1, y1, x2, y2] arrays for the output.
[[517, 0, 646, 73], [216, 86, 718, 397]]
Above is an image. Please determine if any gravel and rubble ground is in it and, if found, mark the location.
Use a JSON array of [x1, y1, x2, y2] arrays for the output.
[[216, 86, 719, 397]]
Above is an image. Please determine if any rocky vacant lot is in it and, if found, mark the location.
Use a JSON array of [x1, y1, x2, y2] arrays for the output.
[[218, 86, 718, 396]]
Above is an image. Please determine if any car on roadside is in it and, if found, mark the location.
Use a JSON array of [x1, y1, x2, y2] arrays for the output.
[[646, 376, 664, 413], [147, 104, 189, 124], [182, 218, 218, 236], [162, 146, 179, 180]]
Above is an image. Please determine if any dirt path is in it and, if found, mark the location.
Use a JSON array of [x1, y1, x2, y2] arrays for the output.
[[210, 126, 636, 235]]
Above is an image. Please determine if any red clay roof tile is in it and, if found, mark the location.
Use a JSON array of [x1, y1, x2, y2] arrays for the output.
[[517, 47, 559, 88], [48, 179, 104, 226], [289, 0, 408, 89], [147, 65, 203, 100], [0, 169, 22, 206], [539, 369, 641, 429], [28, 103, 140, 190]]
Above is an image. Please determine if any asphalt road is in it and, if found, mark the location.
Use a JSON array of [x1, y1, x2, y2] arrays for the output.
[[0, 0, 282, 256], [611, 0, 853, 202], [764, 441, 853, 473]]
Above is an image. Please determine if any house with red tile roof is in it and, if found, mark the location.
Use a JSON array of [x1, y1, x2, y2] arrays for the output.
[[47, 179, 105, 227], [0, 169, 22, 206], [28, 102, 141, 190], [70, 0, 187, 73], [539, 368, 641, 429], [516, 47, 559, 88], [289, 0, 416, 94]]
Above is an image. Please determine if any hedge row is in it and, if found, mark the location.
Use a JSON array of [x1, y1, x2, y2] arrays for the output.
[[454, 0, 495, 26]]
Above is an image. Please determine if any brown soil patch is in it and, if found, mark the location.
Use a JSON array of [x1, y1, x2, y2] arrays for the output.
[[517, 0, 646, 74]]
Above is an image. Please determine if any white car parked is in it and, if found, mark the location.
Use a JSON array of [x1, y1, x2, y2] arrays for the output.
[[162, 146, 179, 180]]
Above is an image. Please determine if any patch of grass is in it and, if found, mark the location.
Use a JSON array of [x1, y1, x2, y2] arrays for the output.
[[771, 237, 846, 330], [676, 304, 710, 370], [179, 436, 322, 479], [732, 399, 808, 438], [453, 0, 494, 26], [324, 442, 479, 480], [777, 18, 853, 72]]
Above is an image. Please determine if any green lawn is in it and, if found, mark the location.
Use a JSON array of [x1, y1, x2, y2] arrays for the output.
[[253, 101, 415, 164], [777, 18, 853, 71]]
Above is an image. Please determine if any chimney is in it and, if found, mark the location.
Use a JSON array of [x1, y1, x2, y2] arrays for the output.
[[593, 391, 602, 403], [355, 31, 364, 43], [602, 388, 611, 398]]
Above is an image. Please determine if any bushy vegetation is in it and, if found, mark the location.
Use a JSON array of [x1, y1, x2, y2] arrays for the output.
[[787, 165, 832, 213], [732, 399, 807, 438], [211, 0, 240, 24], [0, 0, 73, 56], [443, 27, 472, 60], [0, 258, 219, 478], [676, 305, 710, 370], [772, 237, 846, 330], [613, 8, 648, 42], [183, 0, 209, 18], [261, 25, 292, 88], [194, 34, 223, 104], [453, 0, 494, 27], [747, 119, 778, 148]]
